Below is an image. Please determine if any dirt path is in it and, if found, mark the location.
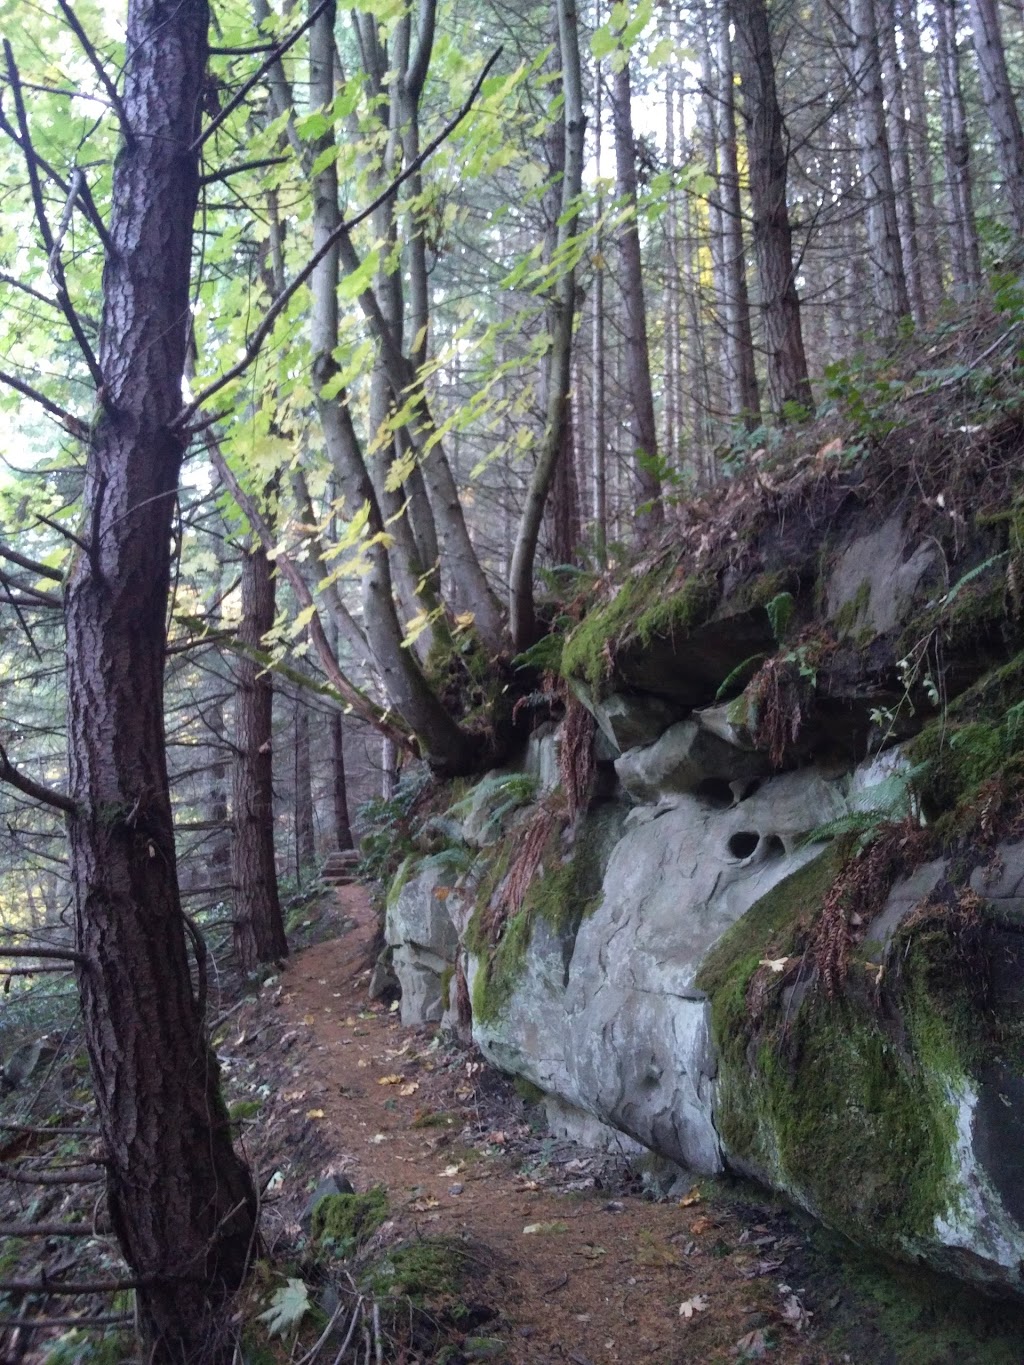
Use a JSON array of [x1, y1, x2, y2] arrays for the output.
[[263, 885, 832, 1364]]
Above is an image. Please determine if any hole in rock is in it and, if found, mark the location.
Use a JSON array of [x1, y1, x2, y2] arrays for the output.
[[694, 777, 734, 809], [762, 834, 785, 859], [738, 778, 762, 801], [727, 830, 760, 860]]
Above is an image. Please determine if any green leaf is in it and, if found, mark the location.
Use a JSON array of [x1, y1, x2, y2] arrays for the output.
[[258, 1278, 310, 1337]]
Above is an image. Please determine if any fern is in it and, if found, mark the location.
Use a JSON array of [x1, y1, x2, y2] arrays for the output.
[[801, 761, 927, 854], [714, 652, 767, 701], [940, 553, 1008, 611], [766, 591, 795, 642]]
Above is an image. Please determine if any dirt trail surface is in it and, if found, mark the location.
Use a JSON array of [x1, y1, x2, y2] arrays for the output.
[[231, 883, 842, 1365]]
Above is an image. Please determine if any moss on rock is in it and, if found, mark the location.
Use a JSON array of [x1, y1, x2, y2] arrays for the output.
[[698, 848, 975, 1249], [562, 565, 718, 689]]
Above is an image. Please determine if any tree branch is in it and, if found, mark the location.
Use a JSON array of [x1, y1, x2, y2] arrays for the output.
[[0, 543, 65, 583], [0, 744, 77, 815], [0, 370, 88, 440], [175, 47, 502, 426], [200, 154, 288, 185], [0, 945, 84, 963], [2, 42, 106, 393], [54, 0, 132, 139], [191, 0, 333, 151]]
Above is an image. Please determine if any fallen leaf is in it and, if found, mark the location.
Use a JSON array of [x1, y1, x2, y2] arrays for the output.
[[409, 1196, 440, 1212], [305, 1109, 325, 1120], [378, 1074, 402, 1086], [679, 1295, 709, 1319], [732, 1328, 770, 1358], [302, 1015, 314, 1025], [486, 1130, 507, 1145], [523, 1221, 569, 1235], [779, 1289, 812, 1331], [357, 1059, 369, 1069], [690, 1216, 714, 1236], [389, 1000, 400, 1012], [678, 1185, 702, 1208], [759, 957, 790, 973], [399, 1082, 419, 1096], [577, 1243, 606, 1260], [369, 1133, 388, 1144]]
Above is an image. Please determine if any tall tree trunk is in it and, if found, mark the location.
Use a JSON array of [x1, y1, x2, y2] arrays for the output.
[[508, 0, 585, 648], [878, 0, 926, 322], [331, 711, 354, 850], [968, 0, 1024, 234], [714, 2, 761, 424], [231, 543, 287, 972], [62, 0, 256, 1355], [896, 0, 943, 313], [934, 0, 983, 297], [591, 0, 608, 567], [730, 0, 813, 414], [294, 691, 316, 874], [847, 0, 911, 338], [611, 58, 664, 537]]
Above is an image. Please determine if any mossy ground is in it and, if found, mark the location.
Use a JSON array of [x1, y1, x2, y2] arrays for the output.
[[311, 1187, 389, 1253]]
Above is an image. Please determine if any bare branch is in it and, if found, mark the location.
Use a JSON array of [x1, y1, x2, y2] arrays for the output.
[[0, 543, 65, 583], [2, 42, 106, 393], [176, 48, 502, 426], [0, 744, 77, 815], [54, 0, 132, 138], [0, 1164, 102, 1185], [191, 0, 333, 151], [0, 369, 88, 440], [0, 1222, 103, 1237], [0, 1315, 132, 1329], [0, 945, 84, 962], [200, 154, 288, 185], [0, 1277, 139, 1294]]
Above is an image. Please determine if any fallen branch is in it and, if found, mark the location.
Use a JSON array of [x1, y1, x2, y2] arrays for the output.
[[0, 1222, 103, 1237], [0, 1163, 103, 1185]]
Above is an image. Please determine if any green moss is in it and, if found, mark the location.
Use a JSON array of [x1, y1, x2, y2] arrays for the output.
[[386, 855, 416, 910], [228, 1098, 262, 1122], [468, 804, 623, 1024], [514, 1076, 545, 1105], [833, 578, 872, 639], [471, 908, 531, 1024], [562, 564, 718, 688], [311, 1187, 389, 1252], [733, 570, 795, 612], [411, 1110, 458, 1129], [365, 1236, 469, 1304], [698, 847, 969, 1248], [909, 713, 1024, 819]]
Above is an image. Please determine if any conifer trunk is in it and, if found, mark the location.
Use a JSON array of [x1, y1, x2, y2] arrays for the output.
[[62, 1, 257, 1355]]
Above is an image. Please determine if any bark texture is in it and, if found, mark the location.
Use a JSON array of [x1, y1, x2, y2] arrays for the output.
[[968, 0, 1024, 234], [231, 543, 287, 972], [62, 1, 256, 1356]]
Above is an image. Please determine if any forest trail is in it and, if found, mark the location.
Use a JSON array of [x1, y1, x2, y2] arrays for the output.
[[268, 885, 835, 1364]]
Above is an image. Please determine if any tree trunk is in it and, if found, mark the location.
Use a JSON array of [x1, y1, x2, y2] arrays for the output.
[[878, 0, 926, 323], [611, 58, 664, 537], [231, 543, 287, 973], [714, 3, 761, 424], [331, 711, 354, 850], [294, 692, 316, 874], [896, 0, 943, 313], [62, 0, 257, 1355], [730, 0, 813, 414], [591, 0, 608, 567], [508, 0, 585, 648], [847, 0, 911, 338], [968, 0, 1024, 235], [934, 0, 983, 296]]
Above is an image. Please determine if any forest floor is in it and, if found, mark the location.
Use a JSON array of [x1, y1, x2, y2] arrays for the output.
[[229, 884, 1024, 1365]]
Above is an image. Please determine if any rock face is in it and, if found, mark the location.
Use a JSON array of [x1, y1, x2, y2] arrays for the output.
[[380, 507, 1024, 1296]]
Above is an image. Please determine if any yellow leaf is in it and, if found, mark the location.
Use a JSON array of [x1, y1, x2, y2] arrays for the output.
[[399, 1082, 419, 1096], [306, 1109, 325, 1119], [378, 1074, 403, 1085]]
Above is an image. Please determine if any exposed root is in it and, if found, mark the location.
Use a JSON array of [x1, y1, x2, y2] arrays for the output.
[[810, 821, 932, 996], [480, 806, 556, 947], [749, 657, 810, 769], [559, 695, 595, 822]]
